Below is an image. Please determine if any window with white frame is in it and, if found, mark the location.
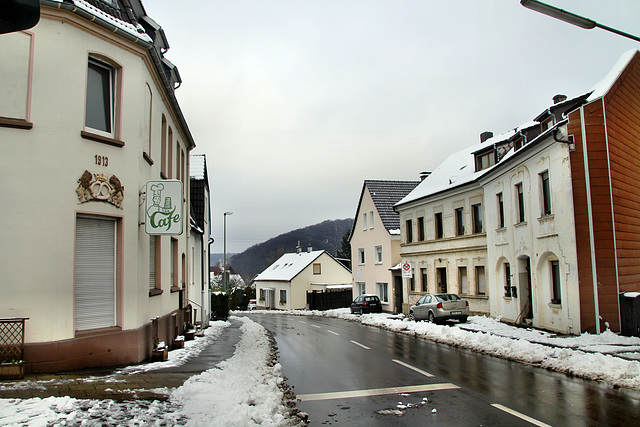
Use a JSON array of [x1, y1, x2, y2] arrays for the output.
[[376, 282, 388, 303], [280, 289, 287, 303], [375, 245, 383, 264], [85, 57, 118, 138], [356, 282, 366, 295], [363, 212, 367, 230], [313, 263, 321, 274], [369, 211, 374, 229], [358, 248, 365, 265]]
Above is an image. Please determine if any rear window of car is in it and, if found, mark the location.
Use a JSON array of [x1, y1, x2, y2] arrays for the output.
[[436, 294, 461, 302], [364, 296, 379, 302]]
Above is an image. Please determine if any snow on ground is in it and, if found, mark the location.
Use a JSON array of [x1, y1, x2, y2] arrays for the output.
[[3, 310, 640, 425], [247, 308, 640, 390], [0, 317, 299, 426]]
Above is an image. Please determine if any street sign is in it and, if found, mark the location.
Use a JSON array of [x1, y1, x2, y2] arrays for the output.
[[401, 261, 413, 278], [145, 180, 183, 235]]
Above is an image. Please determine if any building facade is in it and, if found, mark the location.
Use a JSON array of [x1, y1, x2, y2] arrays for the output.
[[0, 0, 197, 372], [349, 180, 419, 314], [255, 249, 352, 310]]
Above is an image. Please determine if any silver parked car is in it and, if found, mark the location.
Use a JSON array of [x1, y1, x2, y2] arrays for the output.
[[409, 293, 469, 323]]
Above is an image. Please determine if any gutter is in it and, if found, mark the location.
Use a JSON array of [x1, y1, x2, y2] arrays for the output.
[[41, 0, 196, 150]]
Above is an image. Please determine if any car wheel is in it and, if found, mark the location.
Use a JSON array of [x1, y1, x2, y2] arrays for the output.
[[409, 311, 415, 322], [428, 312, 436, 323], [460, 316, 468, 323]]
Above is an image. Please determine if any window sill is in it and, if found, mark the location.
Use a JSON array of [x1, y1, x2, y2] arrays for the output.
[[81, 130, 125, 147], [549, 302, 562, 309], [170, 286, 181, 293], [149, 288, 163, 297], [143, 152, 154, 166], [0, 117, 33, 129], [514, 221, 527, 228]]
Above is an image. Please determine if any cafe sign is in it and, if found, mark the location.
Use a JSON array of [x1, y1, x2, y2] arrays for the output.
[[145, 180, 183, 235]]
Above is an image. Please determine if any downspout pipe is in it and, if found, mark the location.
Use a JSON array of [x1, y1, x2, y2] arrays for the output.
[[580, 105, 601, 334]]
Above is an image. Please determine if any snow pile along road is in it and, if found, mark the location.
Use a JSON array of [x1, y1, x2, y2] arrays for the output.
[[171, 316, 299, 426], [0, 317, 301, 426], [248, 309, 640, 391]]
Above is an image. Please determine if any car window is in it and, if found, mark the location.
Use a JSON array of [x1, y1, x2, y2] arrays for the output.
[[434, 295, 445, 302], [354, 297, 361, 303], [447, 294, 460, 301], [417, 296, 426, 304]]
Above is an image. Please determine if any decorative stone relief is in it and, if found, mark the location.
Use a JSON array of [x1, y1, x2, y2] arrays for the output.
[[76, 170, 124, 208]]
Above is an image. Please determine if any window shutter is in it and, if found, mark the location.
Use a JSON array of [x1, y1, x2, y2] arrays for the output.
[[75, 217, 116, 330]]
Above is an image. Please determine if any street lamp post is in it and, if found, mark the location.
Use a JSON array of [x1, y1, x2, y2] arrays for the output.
[[521, 0, 640, 43], [223, 211, 233, 291]]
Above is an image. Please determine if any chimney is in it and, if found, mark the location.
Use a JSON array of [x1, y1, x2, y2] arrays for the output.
[[307, 245, 312, 253], [296, 241, 301, 254], [480, 131, 493, 143], [553, 94, 567, 104], [419, 171, 431, 181]]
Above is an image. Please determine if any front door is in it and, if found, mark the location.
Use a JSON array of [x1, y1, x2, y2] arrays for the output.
[[394, 275, 403, 314], [437, 267, 447, 293]]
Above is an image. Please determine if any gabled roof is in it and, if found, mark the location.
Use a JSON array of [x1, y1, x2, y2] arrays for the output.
[[588, 49, 639, 102], [349, 180, 419, 241], [254, 250, 327, 282]]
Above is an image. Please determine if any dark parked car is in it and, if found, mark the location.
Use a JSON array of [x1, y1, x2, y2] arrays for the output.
[[409, 293, 469, 323], [350, 295, 383, 314]]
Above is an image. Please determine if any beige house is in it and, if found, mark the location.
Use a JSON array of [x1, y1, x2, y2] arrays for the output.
[[254, 249, 352, 310], [349, 180, 419, 314], [395, 151, 493, 315], [0, 0, 197, 372]]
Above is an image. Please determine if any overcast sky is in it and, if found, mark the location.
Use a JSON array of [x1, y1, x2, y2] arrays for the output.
[[143, 0, 640, 254]]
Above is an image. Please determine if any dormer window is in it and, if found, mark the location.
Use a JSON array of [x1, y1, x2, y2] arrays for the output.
[[475, 149, 496, 172], [514, 137, 524, 151], [541, 116, 553, 130]]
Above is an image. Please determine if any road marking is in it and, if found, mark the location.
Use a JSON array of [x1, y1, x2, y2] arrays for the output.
[[298, 383, 460, 402], [312, 324, 321, 329], [327, 330, 340, 336], [392, 359, 434, 377], [299, 321, 306, 324], [350, 340, 371, 350], [491, 404, 552, 427]]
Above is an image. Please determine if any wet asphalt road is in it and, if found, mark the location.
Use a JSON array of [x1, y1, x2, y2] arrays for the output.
[[249, 314, 640, 426]]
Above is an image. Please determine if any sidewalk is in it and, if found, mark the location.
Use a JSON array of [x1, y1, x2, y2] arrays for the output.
[[0, 318, 243, 401]]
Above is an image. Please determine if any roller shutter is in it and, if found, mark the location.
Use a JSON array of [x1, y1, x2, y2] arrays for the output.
[[74, 216, 116, 330]]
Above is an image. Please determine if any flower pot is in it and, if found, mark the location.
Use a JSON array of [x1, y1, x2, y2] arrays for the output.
[[151, 348, 168, 362], [0, 362, 25, 380]]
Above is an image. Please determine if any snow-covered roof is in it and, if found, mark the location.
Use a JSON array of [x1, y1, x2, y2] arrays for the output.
[[396, 140, 505, 207], [588, 49, 639, 102], [254, 250, 326, 282], [190, 154, 206, 180], [69, 0, 153, 43]]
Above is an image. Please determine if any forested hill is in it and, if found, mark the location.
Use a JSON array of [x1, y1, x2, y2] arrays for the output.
[[230, 218, 353, 282]]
